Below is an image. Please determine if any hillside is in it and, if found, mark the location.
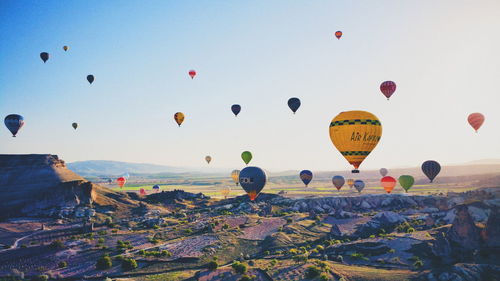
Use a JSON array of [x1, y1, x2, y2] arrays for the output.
[[67, 160, 187, 176]]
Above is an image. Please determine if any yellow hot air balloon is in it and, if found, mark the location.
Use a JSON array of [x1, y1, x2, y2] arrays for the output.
[[174, 112, 185, 127], [220, 187, 231, 199], [347, 179, 355, 188], [231, 169, 240, 185], [329, 110, 382, 173]]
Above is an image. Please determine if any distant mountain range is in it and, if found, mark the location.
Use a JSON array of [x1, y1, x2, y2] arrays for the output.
[[67, 160, 190, 176]]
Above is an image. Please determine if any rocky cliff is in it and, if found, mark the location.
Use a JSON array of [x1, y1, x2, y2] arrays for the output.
[[0, 154, 139, 219]]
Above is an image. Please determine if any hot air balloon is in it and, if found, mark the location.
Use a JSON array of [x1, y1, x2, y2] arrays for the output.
[[72, 123, 78, 130], [329, 111, 382, 173], [299, 170, 313, 187], [174, 112, 185, 127], [335, 31, 342, 39], [347, 179, 355, 188], [87, 75, 94, 84], [239, 166, 267, 201], [379, 168, 388, 177], [287, 98, 301, 114], [63, 46, 69, 51], [107, 179, 112, 184], [4, 114, 25, 137], [354, 180, 365, 193], [380, 81, 396, 100], [205, 155, 212, 164], [422, 160, 441, 183], [188, 70, 196, 79], [231, 170, 240, 185], [231, 104, 241, 117], [122, 173, 130, 179], [241, 151, 252, 165], [40, 52, 49, 63], [398, 175, 414, 192], [140, 188, 147, 196], [153, 185, 161, 192], [117, 177, 126, 188], [332, 175, 345, 190], [468, 113, 485, 133], [381, 176, 396, 193], [220, 187, 231, 199]]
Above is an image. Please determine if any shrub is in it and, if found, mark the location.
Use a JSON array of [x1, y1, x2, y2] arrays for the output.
[[105, 217, 113, 226], [286, 218, 293, 224], [121, 258, 138, 271], [388, 248, 396, 253], [270, 259, 278, 266], [263, 250, 270, 255], [49, 240, 65, 249], [207, 260, 218, 270], [96, 256, 113, 270], [369, 235, 375, 238], [33, 275, 49, 281], [407, 227, 415, 234], [413, 259, 424, 269], [319, 273, 330, 281], [222, 223, 230, 230], [153, 225, 160, 229], [231, 261, 247, 274], [138, 249, 146, 256], [316, 245, 324, 252], [184, 229, 193, 234], [336, 255, 344, 263], [58, 261, 67, 268], [248, 260, 255, 266], [304, 266, 321, 279], [98, 238, 105, 244], [98, 230, 107, 235], [350, 252, 368, 261], [239, 275, 255, 281]]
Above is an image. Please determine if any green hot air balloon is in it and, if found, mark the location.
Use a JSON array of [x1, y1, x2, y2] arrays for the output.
[[398, 175, 415, 192], [241, 151, 252, 165]]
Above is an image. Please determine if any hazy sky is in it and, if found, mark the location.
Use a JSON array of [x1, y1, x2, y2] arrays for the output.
[[1, 0, 499, 171]]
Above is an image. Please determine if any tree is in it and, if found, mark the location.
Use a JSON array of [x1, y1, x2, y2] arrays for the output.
[[96, 256, 112, 270], [121, 258, 138, 270], [58, 261, 68, 268], [207, 260, 218, 270], [231, 261, 248, 274]]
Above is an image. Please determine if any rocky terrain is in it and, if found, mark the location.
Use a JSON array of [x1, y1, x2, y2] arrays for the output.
[[0, 154, 498, 281]]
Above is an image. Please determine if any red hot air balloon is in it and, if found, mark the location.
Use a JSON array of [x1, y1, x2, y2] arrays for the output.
[[188, 70, 196, 79], [381, 176, 396, 193], [139, 188, 147, 196], [468, 113, 485, 133], [335, 31, 342, 39], [117, 177, 126, 188], [380, 81, 396, 100]]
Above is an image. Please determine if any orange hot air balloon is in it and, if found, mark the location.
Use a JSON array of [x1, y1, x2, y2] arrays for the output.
[[381, 176, 396, 193], [335, 31, 342, 39], [467, 113, 485, 132], [188, 70, 196, 79], [174, 112, 185, 127], [117, 177, 126, 188]]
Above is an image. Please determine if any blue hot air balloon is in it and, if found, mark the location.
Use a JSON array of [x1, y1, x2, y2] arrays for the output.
[[231, 104, 241, 117], [4, 114, 25, 137], [299, 170, 313, 187], [422, 160, 441, 183], [354, 180, 365, 193], [287, 97, 301, 114], [153, 185, 161, 192], [332, 175, 345, 190], [239, 166, 267, 201]]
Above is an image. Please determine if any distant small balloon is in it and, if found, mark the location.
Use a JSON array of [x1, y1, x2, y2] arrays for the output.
[[205, 155, 212, 164], [380, 81, 396, 100], [220, 187, 231, 199], [40, 52, 49, 63], [231, 104, 241, 117], [467, 113, 485, 133], [422, 160, 441, 183], [4, 114, 25, 137], [231, 170, 240, 186], [241, 151, 252, 165], [117, 177, 126, 188], [381, 176, 396, 193], [174, 112, 185, 127], [354, 180, 365, 193], [153, 185, 161, 192], [299, 170, 313, 187], [347, 179, 355, 188], [87, 75, 94, 84], [287, 98, 301, 114], [63, 46, 69, 51], [72, 123, 78, 130], [335, 31, 343, 39], [398, 175, 414, 192], [189, 70, 196, 79], [140, 188, 147, 196], [332, 175, 345, 190], [379, 168, 388, 177]]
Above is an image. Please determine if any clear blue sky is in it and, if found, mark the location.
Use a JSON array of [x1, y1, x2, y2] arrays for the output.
[[1, 0, 499, 172]]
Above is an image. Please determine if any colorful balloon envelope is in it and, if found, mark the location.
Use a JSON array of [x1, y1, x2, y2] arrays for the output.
[[239, 166, 267, 201], [398, 175, 414, 192], [379, 168, 388, 177], [231, 170, 240, 185], [220, 187, 231, 198], [153, 185, 161, 191], [231, 104, 241, 117], [188, 70, 196, 79], [381, 176, 396, 193], [205, 155, 212, 164], [40, 52, 49, 63], [422, 160, 441, 183], [139, 188, 147, 196], [241, 151, 252, 165], [329, 111, 382, 173], [287, 98, 301, 114], [72, 122, 78, 130], [335, 31, 342, 39], [299, 170, 313, 187], [122, 173, 130, 179], [354, 180, 365, 193], [380, 81, 396, 100], [4, 114, 25, 137], [174, 112, 185, 127], [117, 177, 126, 188], [332, 175, 345, 190], [468, 113, 485, 133], [87, 75, 94, 84], [347, 179, 355, 188], [63, 46, 69, 51]]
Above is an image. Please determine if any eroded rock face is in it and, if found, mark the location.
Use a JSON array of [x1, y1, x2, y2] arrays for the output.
[[447, 205, 481, 250], [483, 208, 500, 247]]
